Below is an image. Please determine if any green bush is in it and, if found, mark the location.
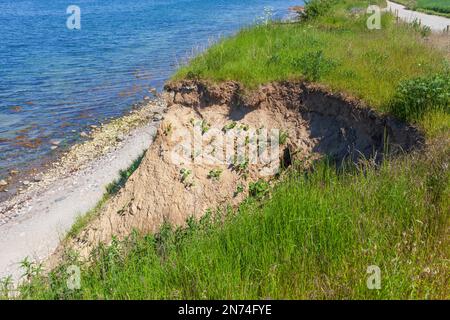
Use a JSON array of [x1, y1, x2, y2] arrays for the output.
[[304, 0, 336, 20], [248, 179, 270, 199], [390, 72, 450, 121], [292, 50, 337, 81]]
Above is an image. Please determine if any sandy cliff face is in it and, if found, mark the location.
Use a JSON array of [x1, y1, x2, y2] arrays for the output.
[[61, 81, 424, 259]]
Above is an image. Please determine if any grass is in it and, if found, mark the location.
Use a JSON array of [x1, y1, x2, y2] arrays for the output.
[[2, 0, 449, 300], [10, 147, 449, 299], [174, 0, 444, 108]]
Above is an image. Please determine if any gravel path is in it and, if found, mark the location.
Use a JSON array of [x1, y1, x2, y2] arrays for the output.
[[0, 99, 166, 282], [387, 1, 450, 32]]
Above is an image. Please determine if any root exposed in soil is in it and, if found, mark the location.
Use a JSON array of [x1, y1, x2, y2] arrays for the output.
[[61, 80, 424, 259]]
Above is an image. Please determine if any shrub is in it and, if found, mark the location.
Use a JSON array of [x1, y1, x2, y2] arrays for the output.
[[390, 72, 450, 121], [304, 0, 335, 20]]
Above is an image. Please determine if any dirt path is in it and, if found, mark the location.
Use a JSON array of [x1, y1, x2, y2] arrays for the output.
[[387, 1, 450, 32], [0, 99, 166, 282]]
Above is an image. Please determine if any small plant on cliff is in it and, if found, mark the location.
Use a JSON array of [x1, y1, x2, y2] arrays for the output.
[[249, 179, 270, 199], [233, 156, 249, 173], [390, 72, 450, 121], [234, 183, 245, 197], [201, 120, 210, 135], [207, 169, 223, 180], [279, 130, 289, 145], [180, 168, 193, 188], [222, 121, 237, 132], [163, 122, 173, 136]]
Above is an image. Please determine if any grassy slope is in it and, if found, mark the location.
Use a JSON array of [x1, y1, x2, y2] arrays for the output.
[[4, 0, 449, 299], [174, 0, 449, 135]]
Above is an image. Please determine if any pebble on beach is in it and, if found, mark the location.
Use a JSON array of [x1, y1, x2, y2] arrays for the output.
[[0, 180, 8, 187], [50, 139, 62, 146]]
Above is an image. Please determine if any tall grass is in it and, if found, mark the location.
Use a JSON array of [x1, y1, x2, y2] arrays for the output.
[[11, 147, 449, 299], [173, 1, 449, 135], [174, 2, 445, 111], [393, 0, 450, 17]]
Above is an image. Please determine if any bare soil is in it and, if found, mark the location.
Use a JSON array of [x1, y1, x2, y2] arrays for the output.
[[58, 80, 424, 261]]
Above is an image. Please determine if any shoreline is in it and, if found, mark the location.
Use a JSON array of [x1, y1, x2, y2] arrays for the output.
[[0, 97, 166, 281], [0, 96, 160, 203]]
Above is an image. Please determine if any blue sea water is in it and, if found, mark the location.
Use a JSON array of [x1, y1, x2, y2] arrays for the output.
[[0, 0, 300, 179]]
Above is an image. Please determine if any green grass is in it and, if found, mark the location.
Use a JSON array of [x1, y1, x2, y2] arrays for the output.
[[174, 1, 445, 109], [11, 149, 449, 299], [3, 0, 449, 300]]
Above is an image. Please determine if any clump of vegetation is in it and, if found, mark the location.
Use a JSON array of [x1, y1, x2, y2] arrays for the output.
[[222, 121, 237, 132], [390, 72, 450, 121], [180, 168, 193, 188], [240, 124, 250, 131], [303, 0, 336, 20], [207, 169, 223, 180], [106, 153, 145, 195], [408, 18, 432, 37], [293, 50, 337, 81], [248, 179, 270, 199], [234, 184, 245, 197], [163, 122, 172, 136], [279, 130, 289, 145], [233, 157, 249, 173]]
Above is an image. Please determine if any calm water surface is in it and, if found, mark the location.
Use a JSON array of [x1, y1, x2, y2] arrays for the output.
[[0, 0, 300, 180]]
